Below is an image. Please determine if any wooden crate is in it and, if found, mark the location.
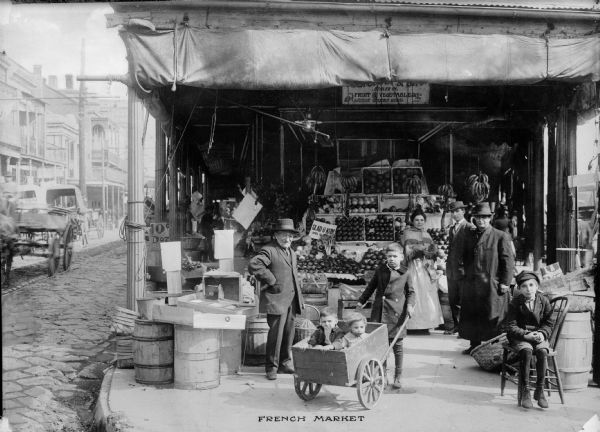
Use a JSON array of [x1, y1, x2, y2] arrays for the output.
[[292, 323, 388, 386]]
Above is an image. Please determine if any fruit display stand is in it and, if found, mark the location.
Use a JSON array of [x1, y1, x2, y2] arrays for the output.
[[362, 167, 392, 194]]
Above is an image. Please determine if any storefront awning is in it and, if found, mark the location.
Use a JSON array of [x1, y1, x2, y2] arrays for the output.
[[121, 27, 600, 91]]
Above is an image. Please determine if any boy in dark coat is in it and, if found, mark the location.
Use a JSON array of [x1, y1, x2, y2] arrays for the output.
[[308, 307, 345, 349], [504, 270, 555, 409], [356, 243, 416, 390]]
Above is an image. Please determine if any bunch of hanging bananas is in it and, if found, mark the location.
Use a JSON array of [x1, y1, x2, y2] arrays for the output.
[[466, 172, 490, 203], [437, 183, 455, 199], [305, 166, 327, 194], [403, 175, 422, 194], [340, 176, 359, 192]]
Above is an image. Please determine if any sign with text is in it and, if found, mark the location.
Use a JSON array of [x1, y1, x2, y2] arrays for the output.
[[148, 222, 170, 251], [342, 83, 430, 105], [309, 220, 337, 240]]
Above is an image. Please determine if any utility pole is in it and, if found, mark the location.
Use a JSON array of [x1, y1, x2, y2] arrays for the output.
[[78, 39, 87, 199]]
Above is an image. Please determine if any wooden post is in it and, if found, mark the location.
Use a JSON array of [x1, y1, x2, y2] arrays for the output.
[[168, 132, 178, 240], [555, 107, 578, 272], [546, 115, 557, 265], [594, 180, 600, 385], [532, 121, 545, 270], [78, 39, 87, 200], [280, 123, 285, 188], [127, 89, 146, 311], [449, 132, 454, 185]]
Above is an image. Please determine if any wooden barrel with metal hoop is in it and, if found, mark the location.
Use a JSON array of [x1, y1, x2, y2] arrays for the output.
[[133, 320, 174, 385]]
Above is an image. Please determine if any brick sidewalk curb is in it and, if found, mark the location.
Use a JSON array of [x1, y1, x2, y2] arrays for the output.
[[93, 366, 133, 432]]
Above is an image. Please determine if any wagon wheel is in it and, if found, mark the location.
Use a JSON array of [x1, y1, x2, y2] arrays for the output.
[[62, 225, 74, 271], [294, 376, 322, 401], [47, 236, 60, 276], [356, 358, 384, 410], [96, 218, 104, 239]]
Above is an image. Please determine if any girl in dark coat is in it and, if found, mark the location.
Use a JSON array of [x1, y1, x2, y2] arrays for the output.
[[504, 270, 554, 409], [356, 243, 416, 391]]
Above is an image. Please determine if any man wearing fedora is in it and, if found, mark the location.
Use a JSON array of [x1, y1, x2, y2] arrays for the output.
[[460, 202, 515, 354], [445, 201, 474, 335], [249, 218, 304, 380]]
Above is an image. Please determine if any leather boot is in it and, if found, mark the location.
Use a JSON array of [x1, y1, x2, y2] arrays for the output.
[[534, 386, 548, 408], [521, 388, 533, 409], [392, 368, 403, 389]]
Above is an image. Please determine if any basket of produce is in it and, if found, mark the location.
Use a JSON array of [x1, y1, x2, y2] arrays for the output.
[[181, 236, 202, 250], [470, 333, 517, 371], [362, 167, 392, 194], [294, 317, 317, 343]]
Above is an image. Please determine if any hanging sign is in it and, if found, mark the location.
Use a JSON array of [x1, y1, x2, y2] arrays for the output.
[[342, 83, 430, 105], [309, 220, 337, 240], [232, 193, 263, 230], [148, 222, 170, 251]]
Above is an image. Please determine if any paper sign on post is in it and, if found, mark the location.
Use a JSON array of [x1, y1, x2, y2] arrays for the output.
[[232, 193, 263, 229], [214, 230, 235, 259], [309, 220, 337, 240], [160, 241, 182, 271]]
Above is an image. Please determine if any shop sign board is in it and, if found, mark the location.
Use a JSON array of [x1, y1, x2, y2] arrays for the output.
[[342, 83, 430, 105], [309, 220, 337, 240], [148, 222, 170, 251]]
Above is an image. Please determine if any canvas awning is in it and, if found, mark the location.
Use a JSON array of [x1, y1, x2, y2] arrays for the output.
[[121, 27, 600, 91]]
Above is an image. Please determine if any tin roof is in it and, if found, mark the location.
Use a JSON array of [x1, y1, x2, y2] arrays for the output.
[[359, 0, 599, 11]]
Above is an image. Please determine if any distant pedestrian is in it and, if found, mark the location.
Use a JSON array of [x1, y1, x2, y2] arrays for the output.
[[80, 212, 89, 247], [460, 202, 515, 354], [445, 201, 474, 335]]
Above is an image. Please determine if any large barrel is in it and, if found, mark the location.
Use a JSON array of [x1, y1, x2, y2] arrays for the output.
[[133, 320, 174, 385], [174, 326, 220, 390], [555, 312, 593, 391], [220, 330, 242, 375], [242, 315, 268, 365]]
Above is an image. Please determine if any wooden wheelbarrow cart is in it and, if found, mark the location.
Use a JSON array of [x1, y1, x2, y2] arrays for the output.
[[291, 315, 410, 410]]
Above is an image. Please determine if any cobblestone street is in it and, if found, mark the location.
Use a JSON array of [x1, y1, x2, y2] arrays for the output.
[[2, 239, 127, 431]]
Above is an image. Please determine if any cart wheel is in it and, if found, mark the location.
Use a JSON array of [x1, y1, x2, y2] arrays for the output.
[[97, 219, 104, 239], [294, 376, 322, 401], [48, 237, 60, 276], [356, 358, 384, 410], [63, 226, 74, 271]]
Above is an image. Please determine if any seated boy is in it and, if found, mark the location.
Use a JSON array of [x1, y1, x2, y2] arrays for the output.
[[331, 313, 368, 350], [308, 306, 345, 349], [504, 270, 555, 409]]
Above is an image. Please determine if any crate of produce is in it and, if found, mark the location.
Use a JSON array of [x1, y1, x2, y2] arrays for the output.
[[362, 167, 392, 194], [314, 195, 345, 215], [365, 214, 395, 241], [347, 195, 378, 214], [392, 166, 429, 194], [379, 194, 410, 212], [335, 215, 365, 241]]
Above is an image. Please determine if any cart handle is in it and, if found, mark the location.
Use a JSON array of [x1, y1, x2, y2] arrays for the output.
[[380, 296, 411, 362]]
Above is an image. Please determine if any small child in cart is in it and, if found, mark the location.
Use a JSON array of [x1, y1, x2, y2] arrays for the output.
[[331, 313, 369, 350], [308, 307, 345, 349]]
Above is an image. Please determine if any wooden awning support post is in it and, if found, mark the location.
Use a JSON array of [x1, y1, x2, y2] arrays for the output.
[[155, 123, 167, 221], [532, 121, 545, 270], [127, 89, 147, 310]]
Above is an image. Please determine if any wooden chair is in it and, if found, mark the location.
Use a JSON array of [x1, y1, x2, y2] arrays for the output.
[[500, 296, 570, 406]]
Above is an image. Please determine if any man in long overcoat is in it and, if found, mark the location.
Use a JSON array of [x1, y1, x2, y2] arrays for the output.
[[248, 218, 304, 380], [460, 202, 515, 354], [445, 201, 474, 334]]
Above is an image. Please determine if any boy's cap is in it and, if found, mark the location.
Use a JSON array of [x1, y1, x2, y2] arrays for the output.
[[516, 270, 540, 286]]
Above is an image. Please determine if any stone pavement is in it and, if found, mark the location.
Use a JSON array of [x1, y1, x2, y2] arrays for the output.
[[2, 240, 127, 431]]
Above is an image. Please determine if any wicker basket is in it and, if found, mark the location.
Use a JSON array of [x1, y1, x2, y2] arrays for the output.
[[181, 236, 202, 250], [294, 318, 316, 344], [471, 333, 517, 372]]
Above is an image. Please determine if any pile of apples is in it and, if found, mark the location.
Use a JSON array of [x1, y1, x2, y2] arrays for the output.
[[348, 196, 378, 214], [335, 216, 365, 241], [427, 228, 450, 256], [366, 215, 395, 241], [315, 195, 344, 214]]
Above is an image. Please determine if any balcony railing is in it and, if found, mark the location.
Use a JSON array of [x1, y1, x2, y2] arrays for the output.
[[91, 149, 123, 167]]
